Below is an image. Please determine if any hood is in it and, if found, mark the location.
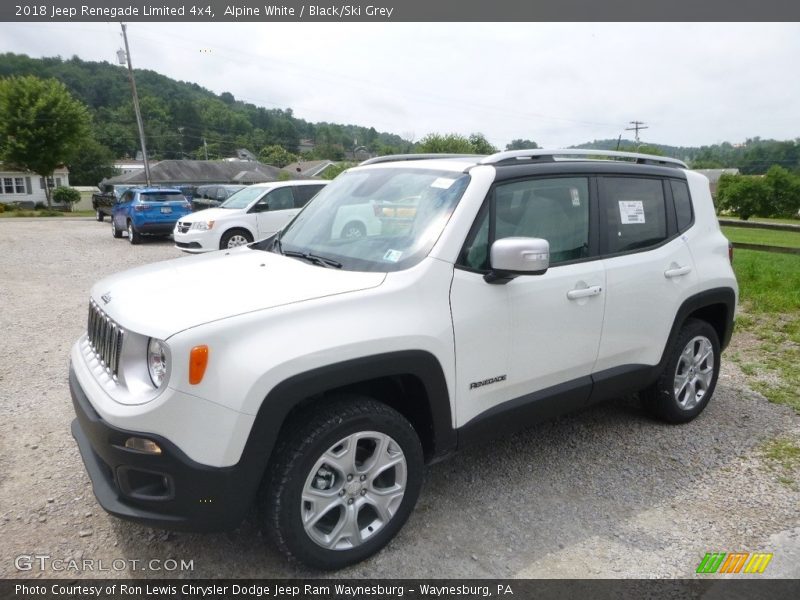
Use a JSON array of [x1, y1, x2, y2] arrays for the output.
[[90, 247, 386, 339], [180, 207, 240, 222]]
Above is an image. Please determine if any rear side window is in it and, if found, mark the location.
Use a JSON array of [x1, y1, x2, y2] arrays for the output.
[[600, 177, 667, 254], [293, 184, 325, 208], [671, 180, 693, 232]]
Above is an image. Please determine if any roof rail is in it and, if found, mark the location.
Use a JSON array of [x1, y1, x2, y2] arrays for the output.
[[359, 153, 481, 166], [480, 149, 687, 169]]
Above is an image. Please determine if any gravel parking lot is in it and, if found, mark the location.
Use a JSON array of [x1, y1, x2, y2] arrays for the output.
[[1, 218, 798, 579]]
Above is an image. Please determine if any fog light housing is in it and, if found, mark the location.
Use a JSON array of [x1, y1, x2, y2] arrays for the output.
[[124, 437, 162, 455]]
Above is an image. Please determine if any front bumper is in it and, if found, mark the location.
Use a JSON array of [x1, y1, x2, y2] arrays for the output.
[[69, 365, 255, 532], [173, 228, 218, 253]]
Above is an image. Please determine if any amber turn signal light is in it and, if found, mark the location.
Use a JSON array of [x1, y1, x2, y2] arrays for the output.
[[189, 345, 209, 385]]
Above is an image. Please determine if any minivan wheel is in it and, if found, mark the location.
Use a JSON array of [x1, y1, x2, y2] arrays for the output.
[[341, 221, 366, 239], [220, 229, 253, 249], [642, 318, 720, 423], [263, 397, 423, 569]]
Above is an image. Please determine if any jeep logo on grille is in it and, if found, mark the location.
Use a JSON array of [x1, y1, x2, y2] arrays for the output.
[[101, 292, 112, 304]]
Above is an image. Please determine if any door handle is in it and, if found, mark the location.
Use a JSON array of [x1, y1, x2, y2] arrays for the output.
[[567, 285, 603, 300], [664, 265, 692, 278]]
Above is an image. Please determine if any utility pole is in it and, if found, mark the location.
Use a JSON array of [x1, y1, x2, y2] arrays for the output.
[[625, 121, 648, 150], [119, 23, 152, 186]]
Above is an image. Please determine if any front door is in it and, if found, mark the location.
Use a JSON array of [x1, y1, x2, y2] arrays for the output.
[[451, 176, 605, 430], [254, 187, 299, 238]]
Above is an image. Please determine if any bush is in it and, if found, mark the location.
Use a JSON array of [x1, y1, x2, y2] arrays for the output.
[[36, 210, 63, 217], [716, 167, 800, 220], [52, 185, 81, 209], [0, 203, 5, 213], [34, 201, 47, 210]]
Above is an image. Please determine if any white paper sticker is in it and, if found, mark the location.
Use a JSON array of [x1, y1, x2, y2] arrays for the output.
[[431, 177, 456, 189], [383, 249, 403, 263], [619, 200, 645, 224], [570, 188, 581, 207]]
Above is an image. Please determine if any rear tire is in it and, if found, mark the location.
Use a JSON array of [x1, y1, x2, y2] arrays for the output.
[[262, 397, 423, 569], [127, 221, 141, 245], [641, 318, 720, 423], [96, 210, 104, 222]]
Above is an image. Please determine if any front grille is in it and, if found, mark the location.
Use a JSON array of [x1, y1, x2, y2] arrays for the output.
[[176, 221, 190, 234], [87, 300, 124, 378]]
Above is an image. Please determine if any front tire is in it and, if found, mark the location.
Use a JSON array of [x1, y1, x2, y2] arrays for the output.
[[641, 318, 720, 423], [263, 397, 423, 569], [219, 228, 253, 250], [96, 210, 104, 222], [111, 219, 122, 238], [341, 221, 366, 239]]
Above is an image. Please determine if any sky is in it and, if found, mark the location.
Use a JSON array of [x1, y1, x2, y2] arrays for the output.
[[1, 21, 798, 149]]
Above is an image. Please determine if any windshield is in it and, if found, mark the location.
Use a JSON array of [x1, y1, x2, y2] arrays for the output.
[[273, 168, 469, 272], [219, 186, 269, 209]]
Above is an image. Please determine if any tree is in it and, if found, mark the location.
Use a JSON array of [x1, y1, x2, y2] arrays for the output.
[[417, 132, 497, 154], [506, 139, 539, 150], [764, 165, 800, 217], [258, 144, 297, 168], [51, 185, 81, 211], [0, 75, 90, 206], [67, 138, 118, 186], [716, 174, 770, 220]]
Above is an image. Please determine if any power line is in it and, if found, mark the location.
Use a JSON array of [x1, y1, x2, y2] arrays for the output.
[[625, 121, 648, 149]]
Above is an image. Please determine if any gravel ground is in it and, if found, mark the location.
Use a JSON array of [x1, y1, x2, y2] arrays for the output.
[[0, 218, 798, 579]]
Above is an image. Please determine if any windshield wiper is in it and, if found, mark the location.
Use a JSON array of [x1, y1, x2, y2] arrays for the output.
[[282, 250, 342, 269]]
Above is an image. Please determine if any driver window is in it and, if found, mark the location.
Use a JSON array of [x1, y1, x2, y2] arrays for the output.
[[258, 187, 295, 212], [458, 177, 590, 270]]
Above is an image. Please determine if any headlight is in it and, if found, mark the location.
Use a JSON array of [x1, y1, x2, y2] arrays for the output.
[[191, 220, 214, 230], [147, 338, 168, 388]]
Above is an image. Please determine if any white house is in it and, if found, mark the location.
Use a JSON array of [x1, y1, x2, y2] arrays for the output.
[[0, 164, 70, 207]]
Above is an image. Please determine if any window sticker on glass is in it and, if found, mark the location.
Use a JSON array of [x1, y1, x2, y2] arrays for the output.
[[619, 200, 645, 224], [570, 188, 581, 207], [431, 177, 456, 189], [383, 249, 403, 262]]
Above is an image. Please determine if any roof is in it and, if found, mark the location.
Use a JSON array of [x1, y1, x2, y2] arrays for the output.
[[282, 160, 337, 177], [100, 160, 308, 186], [694, 168, 740, 184]]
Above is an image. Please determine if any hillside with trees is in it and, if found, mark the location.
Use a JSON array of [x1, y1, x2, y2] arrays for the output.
[[0, 53, 407, 183]]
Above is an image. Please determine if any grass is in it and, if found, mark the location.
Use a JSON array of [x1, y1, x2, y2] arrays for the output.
[[0, 208, 94, 218], [729, 249, 800, 413], [759, 438, 800, 487], [722, 226, 800, 249], [722, 215, 800, 226]]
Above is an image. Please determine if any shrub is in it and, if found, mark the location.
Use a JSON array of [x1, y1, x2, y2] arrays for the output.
[[34, 201, 47, 210], [52, 186, 81, 210], [0, 203, 5, 213]]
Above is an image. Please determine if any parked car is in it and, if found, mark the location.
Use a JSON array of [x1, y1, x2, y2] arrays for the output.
[[70, 150, 737, 569], [173, 180, 327, 252], [191, 184, 248, 211], [92, 184, 134, 222], [111, 187, 192, 245]]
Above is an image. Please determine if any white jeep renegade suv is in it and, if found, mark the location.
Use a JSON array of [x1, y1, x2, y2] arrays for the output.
[[69, 150, 737, 569]]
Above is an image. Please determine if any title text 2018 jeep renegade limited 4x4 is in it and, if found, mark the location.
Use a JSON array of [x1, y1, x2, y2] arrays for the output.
[[69, 150, 737, 569]]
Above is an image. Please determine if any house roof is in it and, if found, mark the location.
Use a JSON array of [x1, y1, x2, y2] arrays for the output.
[[282, 160, 336, 178], [695, 168, 740, 184], [101, 160, 308, 186]]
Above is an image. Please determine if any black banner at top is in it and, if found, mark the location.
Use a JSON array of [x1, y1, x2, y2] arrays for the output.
[[2, 0, 800, 22]]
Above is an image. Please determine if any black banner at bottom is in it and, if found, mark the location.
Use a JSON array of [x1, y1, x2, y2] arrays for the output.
[[3, 579, 800, 600]]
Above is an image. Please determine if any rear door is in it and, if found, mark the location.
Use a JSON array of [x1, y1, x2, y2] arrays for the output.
[[594, 176, 698, 372], [136, 191, 189, 223]]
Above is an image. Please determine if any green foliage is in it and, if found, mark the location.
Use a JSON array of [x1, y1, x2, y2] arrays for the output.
[[716, 174, 771, 220], [258, 144, 297, 168], [0, 75, 90, 206], [717, 169, 800, 220], [721, 226, 800, 249], [67, 138, 118, 186], [417, 132, 497, 154], [52, 185, 81, 207], [321, 162, 356, 180], [277, 171, 291, 182], [506, 139, 539, 150]]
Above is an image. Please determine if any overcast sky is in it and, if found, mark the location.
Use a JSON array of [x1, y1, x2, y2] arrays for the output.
[[1, 22, 798, 149]]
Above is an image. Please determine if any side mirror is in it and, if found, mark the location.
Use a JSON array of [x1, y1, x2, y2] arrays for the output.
[[485, 237, 550, 284]]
